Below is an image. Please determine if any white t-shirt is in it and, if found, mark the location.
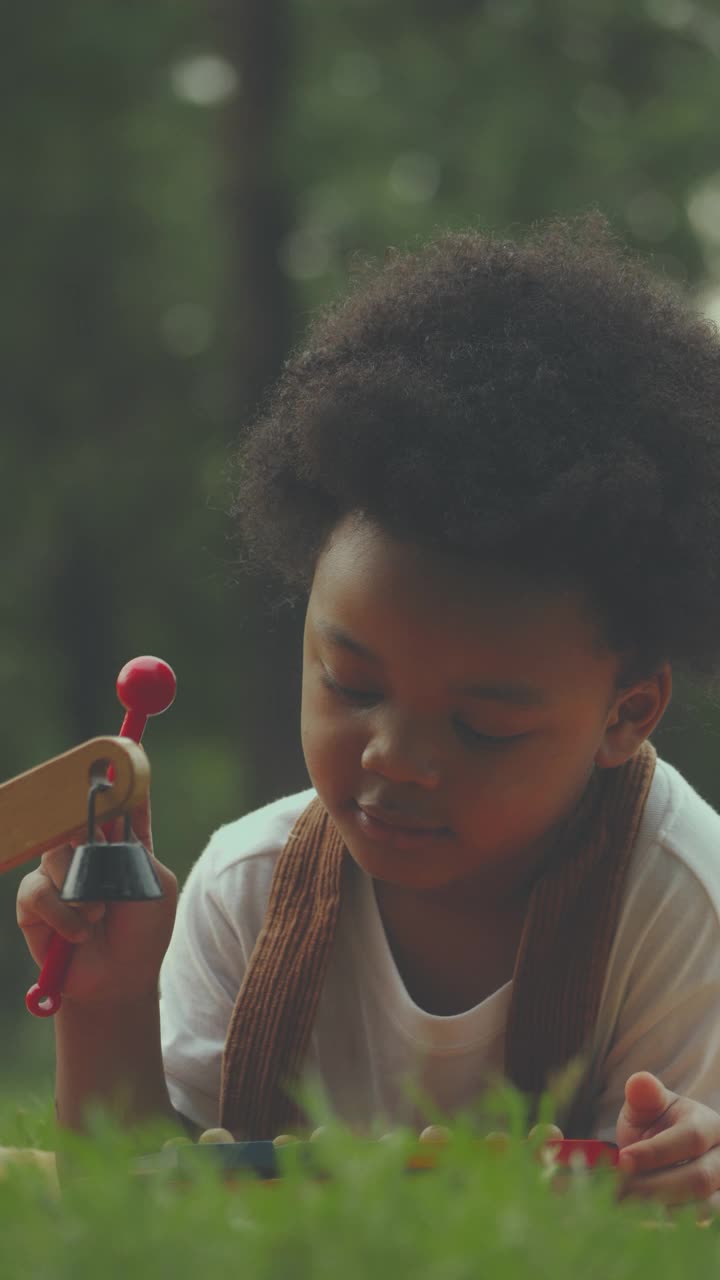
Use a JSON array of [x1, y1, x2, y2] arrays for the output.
[[159, 757, 720, 1142]]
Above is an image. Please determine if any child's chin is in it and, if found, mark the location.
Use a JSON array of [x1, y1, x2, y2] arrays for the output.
[[345, 833, 459, 891]]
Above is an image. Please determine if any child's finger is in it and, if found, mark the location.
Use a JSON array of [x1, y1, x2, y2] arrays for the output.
[[38, 843, 77, 891], [82, 902, 107, 923], [17, 867, 96, 944], [620, 1114, 720, 1176], [618, 1147, 720, 1207]]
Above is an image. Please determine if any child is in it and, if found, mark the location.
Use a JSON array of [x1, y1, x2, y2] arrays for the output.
[[17, 212, 720, 1209]]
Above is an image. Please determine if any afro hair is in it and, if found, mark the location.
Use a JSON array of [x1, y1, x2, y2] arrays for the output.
[[231, 211, 720, 681]]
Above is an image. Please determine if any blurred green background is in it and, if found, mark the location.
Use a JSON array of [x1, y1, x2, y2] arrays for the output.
[[2, 0, 720, 1091]]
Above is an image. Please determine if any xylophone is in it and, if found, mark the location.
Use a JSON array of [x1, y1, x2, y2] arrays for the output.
[[133, 1126, 619, 1183]]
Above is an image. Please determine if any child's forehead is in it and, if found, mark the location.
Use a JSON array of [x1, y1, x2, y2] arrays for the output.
[[310, 514, 611, 667], [317, 513, 582, 615]]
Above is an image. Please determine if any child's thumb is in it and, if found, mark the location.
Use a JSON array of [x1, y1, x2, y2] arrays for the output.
[[616, 1071, 677, 1146]]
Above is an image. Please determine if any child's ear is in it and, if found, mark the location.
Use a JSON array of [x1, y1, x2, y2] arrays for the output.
[[595, 662, 672, 769]]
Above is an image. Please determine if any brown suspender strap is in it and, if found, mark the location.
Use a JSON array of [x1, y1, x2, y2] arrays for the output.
[[220, 800, 349, 1139], [505, 740, 656, 1135], [221, 743, 656, 1140]]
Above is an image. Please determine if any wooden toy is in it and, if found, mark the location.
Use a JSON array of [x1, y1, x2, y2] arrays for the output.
[[0, 656, 175, 1016], [0, 736, 150, 878], [133, 1131, 619, 1184]]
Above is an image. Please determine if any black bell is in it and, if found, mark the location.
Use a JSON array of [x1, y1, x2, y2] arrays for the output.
[[60, 779, 163, 903]]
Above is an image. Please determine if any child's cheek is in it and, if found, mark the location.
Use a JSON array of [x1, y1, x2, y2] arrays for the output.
[[300, 699, 362, 806]]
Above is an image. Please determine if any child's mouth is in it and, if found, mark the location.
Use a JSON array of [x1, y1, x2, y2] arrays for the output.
[[353, 802, 453, 850]]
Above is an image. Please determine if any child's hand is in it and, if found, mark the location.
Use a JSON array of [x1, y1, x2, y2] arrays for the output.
[[616, 1070, 720, 1212], [16, 794, 178, 1007]]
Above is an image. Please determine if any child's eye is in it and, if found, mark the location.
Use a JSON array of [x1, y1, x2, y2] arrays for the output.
[[321, 673, 380, 703], [322, 674, 526, 746]]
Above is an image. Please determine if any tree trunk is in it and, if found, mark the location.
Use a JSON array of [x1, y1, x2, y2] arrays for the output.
[[215, 0, 309, 807]]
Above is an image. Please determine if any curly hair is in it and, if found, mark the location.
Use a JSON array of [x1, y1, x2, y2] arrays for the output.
[[231, 210, 720, 681]]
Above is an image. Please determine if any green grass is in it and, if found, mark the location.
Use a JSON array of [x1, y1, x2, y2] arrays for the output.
[[1, 1089, 718, 1279]]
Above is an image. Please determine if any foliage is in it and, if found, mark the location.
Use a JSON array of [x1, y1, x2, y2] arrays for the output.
[[1, 1094, 719, 1279]]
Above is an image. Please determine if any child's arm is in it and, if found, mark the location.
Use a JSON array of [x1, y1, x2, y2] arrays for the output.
[[55, 992, 174, 1132], [17, 797, 179, 1134], [589, 867, 720, 1147], [582, 849, 720, 1208]]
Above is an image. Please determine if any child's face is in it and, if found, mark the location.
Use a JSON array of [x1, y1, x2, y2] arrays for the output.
[[301, 514, 667, 899]]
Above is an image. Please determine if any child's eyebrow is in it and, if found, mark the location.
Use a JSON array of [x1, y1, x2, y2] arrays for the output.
[[318, 622, 382, 663], [316, 622, 547, 705]]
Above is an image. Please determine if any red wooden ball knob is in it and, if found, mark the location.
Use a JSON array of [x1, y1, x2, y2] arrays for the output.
[[116, 656, 177, 741]]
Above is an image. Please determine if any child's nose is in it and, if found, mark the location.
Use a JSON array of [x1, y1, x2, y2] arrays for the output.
[[360, 711, 441, 789]]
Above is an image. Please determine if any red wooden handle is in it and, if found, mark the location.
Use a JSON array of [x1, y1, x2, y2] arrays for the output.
[[25, 934, 73, 1016]]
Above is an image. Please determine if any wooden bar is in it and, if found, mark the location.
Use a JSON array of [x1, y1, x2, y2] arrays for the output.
[[0, 737, 150, 875]]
